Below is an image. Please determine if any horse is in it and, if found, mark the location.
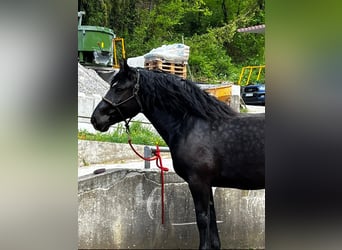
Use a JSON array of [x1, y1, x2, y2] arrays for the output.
[[91, 60, 265, 249]]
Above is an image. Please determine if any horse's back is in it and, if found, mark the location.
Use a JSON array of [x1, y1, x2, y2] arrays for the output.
[[214, 114, 264, 189], [171, 114, 265, 189]]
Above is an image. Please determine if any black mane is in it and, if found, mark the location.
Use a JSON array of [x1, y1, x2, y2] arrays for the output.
[[138, 69, 238, 120]]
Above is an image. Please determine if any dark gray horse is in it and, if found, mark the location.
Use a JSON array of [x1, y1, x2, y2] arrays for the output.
[[91, 60, 265, 249]]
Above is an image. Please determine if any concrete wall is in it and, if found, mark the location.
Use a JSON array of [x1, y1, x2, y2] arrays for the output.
[[78, 92, 102, 119], [78, 169, 265, 249], [78, 140, 145, 166], [78, 92, 155, 134], [78, 140, 170, 166]]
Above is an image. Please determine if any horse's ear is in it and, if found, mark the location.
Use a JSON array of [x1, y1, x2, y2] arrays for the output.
[[120, 59, 130, 72], [120, 59, 136, 80]]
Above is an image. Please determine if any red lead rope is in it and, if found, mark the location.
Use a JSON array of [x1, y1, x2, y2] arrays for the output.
[[128, 139, 169, 224]]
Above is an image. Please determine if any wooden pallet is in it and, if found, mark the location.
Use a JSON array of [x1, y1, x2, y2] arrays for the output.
[[144, 59, 187, 79]]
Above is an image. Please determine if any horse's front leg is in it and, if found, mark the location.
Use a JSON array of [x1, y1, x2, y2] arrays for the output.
[[188, 182, 211, 249], [209, 190, 220, 249]]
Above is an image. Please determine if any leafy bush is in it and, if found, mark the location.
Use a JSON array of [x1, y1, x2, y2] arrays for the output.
[[187, 32, 233, 82]]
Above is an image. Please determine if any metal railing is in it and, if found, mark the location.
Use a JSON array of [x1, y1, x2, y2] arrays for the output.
[[238, 65, 265, 86], [113, 37, 126, 68], [144, 145, 170, 169]]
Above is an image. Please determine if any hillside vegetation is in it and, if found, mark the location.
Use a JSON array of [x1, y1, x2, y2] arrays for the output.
[[78, 0, 264, 83]]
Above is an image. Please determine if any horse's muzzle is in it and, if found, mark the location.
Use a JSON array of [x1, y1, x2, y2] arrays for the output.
[[90, 115, 98, 129], [90, 115, 107, 132]]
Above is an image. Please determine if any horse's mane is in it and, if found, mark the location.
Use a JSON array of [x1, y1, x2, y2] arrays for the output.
[[138, 69, 238, 120]]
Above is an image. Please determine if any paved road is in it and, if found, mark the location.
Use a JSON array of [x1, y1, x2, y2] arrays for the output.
[[246, 105, 265, 113]]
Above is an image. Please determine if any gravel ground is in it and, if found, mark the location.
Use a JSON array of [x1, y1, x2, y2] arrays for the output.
[[78, 63, 109, 96]]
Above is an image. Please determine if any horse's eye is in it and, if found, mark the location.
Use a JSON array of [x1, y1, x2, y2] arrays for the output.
[[115, 88, 125, 92]]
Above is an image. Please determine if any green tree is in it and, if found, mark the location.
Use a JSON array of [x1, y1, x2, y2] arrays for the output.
[[79, 0, 112, 27], [78, 0, 265, 82], [127, 0, 211, 56]]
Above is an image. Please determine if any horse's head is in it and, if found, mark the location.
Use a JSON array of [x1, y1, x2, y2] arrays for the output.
[[91, 60, 142, 132]]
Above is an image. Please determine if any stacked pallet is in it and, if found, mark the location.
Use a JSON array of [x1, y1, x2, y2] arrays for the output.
[[144, 59, 187, 79], [144, 43, 189, 79]]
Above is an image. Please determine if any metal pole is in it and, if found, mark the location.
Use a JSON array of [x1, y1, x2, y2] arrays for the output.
[[238, 67, 245, 85], [144, 146, 152, 169], [144, 146, 170, 169]]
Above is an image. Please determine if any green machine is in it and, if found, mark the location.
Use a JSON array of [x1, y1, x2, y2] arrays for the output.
[[78, 11, 115, 67]]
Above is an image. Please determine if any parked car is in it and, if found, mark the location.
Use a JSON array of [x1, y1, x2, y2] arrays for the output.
[[241, 83, 265, 105]]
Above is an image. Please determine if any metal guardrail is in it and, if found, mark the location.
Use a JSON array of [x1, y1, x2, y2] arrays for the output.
[[238, 65, 265, 86], [144, 145, 170, 169]]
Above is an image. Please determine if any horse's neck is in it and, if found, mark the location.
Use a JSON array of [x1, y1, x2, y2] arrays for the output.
[[143, 108, 189, 146]]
